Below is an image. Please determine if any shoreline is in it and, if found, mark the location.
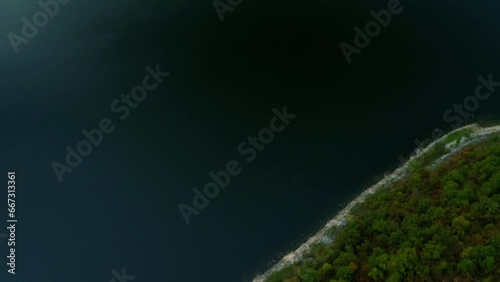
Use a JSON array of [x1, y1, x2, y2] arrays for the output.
[[252, 123, 500, 282]]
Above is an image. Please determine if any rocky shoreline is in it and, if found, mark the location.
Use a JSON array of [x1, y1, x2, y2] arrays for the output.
[[253, 124, 500, 282]]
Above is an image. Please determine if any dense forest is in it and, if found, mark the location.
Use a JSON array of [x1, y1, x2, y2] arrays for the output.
[[267, 131, 500, 282]]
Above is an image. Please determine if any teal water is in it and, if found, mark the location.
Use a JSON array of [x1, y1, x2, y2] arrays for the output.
[[0, 0, 499, 281]]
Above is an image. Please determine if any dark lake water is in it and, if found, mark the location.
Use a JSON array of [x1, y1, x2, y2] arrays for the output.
[[1, 0, 499, 281]]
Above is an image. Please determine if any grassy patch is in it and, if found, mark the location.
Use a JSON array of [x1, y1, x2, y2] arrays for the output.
[[441, 128, 473, 145]]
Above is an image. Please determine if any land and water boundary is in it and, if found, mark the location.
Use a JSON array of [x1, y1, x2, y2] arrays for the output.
[[253, 123, 500, 282]]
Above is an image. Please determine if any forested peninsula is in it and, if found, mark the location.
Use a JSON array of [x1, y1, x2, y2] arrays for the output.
[[259, 123, 500, 282]]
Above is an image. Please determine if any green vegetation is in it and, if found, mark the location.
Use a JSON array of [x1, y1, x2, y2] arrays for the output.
[[441, 128, 473, 145], [407, 127, 473, 174], [407, 142, 449, 173], [267, 133, 500, 281]]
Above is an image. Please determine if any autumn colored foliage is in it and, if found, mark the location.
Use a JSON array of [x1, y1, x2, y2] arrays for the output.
[[267, 134, 500, 282]]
